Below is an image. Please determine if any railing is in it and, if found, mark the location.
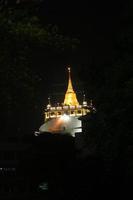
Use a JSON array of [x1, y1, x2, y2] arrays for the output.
[[45, 106, 90, 121]]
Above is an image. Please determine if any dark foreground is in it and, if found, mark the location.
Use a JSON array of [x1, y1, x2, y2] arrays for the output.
[[0, 133, 132, 199]]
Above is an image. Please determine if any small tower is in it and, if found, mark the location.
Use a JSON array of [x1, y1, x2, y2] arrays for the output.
[[46, 97, 51, 109], [82, 94, 88, 107]]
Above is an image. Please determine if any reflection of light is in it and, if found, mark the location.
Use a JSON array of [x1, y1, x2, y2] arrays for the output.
[[38, 182, 48, 191], [0, 168, 16, 171], [34, 131, 40, 136], [60, 114, 70, 122]]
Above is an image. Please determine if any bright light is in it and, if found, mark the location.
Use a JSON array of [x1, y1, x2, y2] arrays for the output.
[[60, 114, 70, 122], [38, 182, 48, 191], [34, 131, 40, 136]]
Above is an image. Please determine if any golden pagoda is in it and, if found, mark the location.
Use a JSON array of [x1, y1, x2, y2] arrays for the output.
[[38, 67, 96, 137], [44, 67, 90, 122], [64, 67, 79, 106]]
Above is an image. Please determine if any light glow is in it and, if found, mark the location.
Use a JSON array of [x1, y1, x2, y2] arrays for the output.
[[60, 114, 70, 122]]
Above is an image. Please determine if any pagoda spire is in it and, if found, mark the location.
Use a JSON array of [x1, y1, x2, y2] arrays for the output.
[[67, 67, 74, 92], [64, 67, 79, 106]]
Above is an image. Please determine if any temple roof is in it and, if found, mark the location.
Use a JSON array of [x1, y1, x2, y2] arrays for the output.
[[64, 67, 79, 106]]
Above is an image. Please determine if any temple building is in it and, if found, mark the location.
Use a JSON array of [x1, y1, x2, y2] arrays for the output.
[[39, 67, 93, 137]]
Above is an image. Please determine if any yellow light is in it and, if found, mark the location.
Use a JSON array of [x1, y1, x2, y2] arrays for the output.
[[64, 67, 79, 106]]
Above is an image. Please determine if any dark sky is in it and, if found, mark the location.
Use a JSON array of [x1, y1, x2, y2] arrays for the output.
[[39, 0, 130, 65], [38, 3, 130, 74], [40, 1, 129, 36], [10, 1, 131, 94]]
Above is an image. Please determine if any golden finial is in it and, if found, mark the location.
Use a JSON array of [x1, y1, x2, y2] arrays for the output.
[[48, 97, 51, 105], [83, 94, 86, 101], [68, 67, 71, 73]]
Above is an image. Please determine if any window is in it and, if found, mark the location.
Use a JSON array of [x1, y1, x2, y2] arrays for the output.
[[77, 110, 81, 114], [58, 112, 61, 115], [50, 112, 55, 116]]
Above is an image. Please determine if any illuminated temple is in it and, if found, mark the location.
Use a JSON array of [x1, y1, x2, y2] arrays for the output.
[[39, 67, 93, 137]]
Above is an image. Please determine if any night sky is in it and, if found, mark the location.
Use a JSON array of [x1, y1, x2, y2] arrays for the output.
[[37, 0, 131, 101], [40, 0, 129, 59]]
